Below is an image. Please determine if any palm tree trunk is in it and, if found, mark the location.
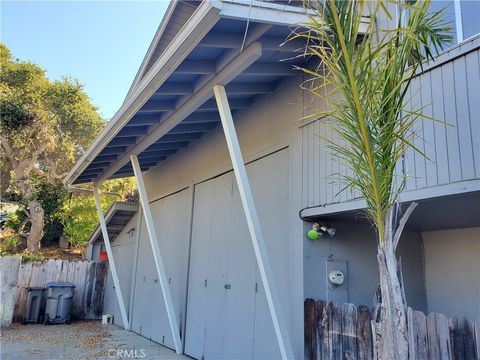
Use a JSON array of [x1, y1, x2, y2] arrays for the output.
[[373, 208, 409, 360], [26, 199, 44, 251]]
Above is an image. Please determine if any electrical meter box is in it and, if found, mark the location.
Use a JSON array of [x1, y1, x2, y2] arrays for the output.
[[325, 259, 348, 303]]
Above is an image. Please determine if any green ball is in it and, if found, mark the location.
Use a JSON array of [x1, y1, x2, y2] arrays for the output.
[[307, 229, 319, 240]]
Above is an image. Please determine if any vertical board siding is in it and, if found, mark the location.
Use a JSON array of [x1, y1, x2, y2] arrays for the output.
[[301, 46, 480, 208]]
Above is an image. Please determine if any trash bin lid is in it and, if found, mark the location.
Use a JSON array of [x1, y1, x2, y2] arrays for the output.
[[47, 281, 75, 288]]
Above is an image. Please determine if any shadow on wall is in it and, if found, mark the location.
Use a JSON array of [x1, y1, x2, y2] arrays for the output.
[[303, 220, 427, 313]]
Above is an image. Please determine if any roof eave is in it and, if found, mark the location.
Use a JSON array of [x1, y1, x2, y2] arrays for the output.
[[124, 1, 179, 100], [65, 0, 370, 186], [64, 0, 221, 187], [87, 201, 138, 246]]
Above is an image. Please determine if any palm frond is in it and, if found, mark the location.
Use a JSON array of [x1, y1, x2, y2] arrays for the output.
[[296, 0, 452, 242]]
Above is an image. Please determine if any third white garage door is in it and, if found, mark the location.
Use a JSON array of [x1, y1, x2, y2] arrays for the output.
[[184, 148, 291, 360]]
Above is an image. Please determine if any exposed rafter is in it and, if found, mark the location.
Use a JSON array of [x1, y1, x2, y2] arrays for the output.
[[99, 147, 128, 155], [95, 155, 119, 162], [169, 122, 218, 134], [226, 82, 276, 95], [199, 32, 304, 53], [243, 63, 296, 76], [137, 154, 168, 161], [159, 133, 203, 143], [109, 137, 138, 146], [183, 112, 221, 123], [145, 141, 189, 151], [197, 98, 252, 111], [86, 162, 113, 170], [139, 149, 177, 156], [139, 100, 176, 113], [175, 60, 216, 75], [126, 114, 163, 127], [154, 82, 194, 96], [117, 126, 149, 137]]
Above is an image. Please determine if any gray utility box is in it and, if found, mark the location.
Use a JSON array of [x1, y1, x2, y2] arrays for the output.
[[44, 282, 75, 325], [23, 287, 46, 324]]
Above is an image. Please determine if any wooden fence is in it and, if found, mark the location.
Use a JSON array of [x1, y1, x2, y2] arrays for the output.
[[0, 256, 108, 327], [304, 299, 480, 360]]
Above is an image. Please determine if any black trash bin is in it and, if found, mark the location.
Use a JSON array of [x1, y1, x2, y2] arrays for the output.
[[44, 282, 75, 325], [23, 287, 46, 324]]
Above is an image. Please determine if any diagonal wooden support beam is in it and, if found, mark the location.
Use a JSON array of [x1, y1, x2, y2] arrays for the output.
[[130, 155, 183, 354], [93, 186, 130, 330], [213, 85, 294, 360]]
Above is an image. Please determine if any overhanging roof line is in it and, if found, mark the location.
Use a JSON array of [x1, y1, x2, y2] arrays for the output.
[[67, 1, 371, 185], [64, 1, 221, 186], [125, 1, 177, 99], [88, 201, 138, 246], [95, 42, 263, 184]]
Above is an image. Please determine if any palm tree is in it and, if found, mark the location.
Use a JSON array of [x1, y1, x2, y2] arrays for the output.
[[293, 0, 451, 358]]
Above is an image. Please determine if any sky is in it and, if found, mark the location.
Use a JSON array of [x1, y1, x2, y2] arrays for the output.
[[1, 0, 169, 120]]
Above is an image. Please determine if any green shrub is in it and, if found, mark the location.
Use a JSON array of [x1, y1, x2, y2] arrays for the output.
[[0, 235, 20, 254], [21, 251, 45, 262]]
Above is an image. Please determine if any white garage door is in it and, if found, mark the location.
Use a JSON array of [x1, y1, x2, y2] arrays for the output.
[[130, 188, 191, 349], [185, 148, 290, 360]]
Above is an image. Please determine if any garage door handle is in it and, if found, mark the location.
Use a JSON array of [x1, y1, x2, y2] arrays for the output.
[[224, 284, 231, 290]]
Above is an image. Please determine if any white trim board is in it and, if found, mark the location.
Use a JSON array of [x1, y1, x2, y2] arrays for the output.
[[300, 179, 480, 219]]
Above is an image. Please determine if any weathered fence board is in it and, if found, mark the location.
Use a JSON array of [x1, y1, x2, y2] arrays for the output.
[[305, 299, 317, 360], [305, 299, 479, 360], [449, 317, 475, 360], [427, 313, 451, 360], [356, 305, 373, 360], [318, 300, 329, 360], [342, 303, 357, 360], [408, 307, 428, 360], [328, 302, 342, 360], [0, 256, 108, 325], [0, 256, 21, 327]]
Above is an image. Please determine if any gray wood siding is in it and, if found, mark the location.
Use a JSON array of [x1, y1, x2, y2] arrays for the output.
[[301, 37, 480, 208]]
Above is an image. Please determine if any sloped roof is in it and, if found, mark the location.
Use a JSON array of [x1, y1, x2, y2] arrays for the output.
[[88, 201, 138, 245], [65, 0, 369, 186], [126, 1, 201, 98]]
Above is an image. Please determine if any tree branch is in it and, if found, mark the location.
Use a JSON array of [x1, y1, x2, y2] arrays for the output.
[[41, 157, 69, 180], [18, 217, 31, 238], [31, 166, 46, 177], [0, 134, 19, 167], [393, 202, 418, 250]]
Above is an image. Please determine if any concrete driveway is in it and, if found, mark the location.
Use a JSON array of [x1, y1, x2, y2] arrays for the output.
[[0, 321, 191, 360]]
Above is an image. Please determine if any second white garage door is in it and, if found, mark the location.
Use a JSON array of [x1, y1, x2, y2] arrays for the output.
[[184, 148, 291, 360]]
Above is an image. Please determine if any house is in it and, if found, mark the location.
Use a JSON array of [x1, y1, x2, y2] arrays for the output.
[[66, 1, 479, 359]]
